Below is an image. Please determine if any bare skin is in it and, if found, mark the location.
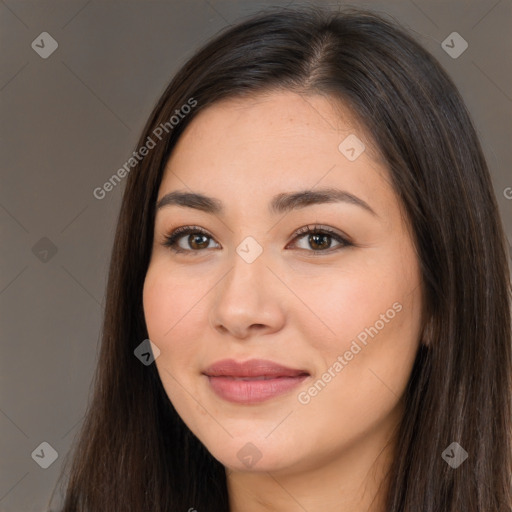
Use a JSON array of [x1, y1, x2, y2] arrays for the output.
[[143, 90, 423, 512]]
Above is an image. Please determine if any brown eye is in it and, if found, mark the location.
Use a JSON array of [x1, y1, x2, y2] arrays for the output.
[[163, 226, 219, 254], [306, 233, 333, 250], [187, 233, 210, 250], [162, 224, 351, 256], [290, 225, 351, 253]]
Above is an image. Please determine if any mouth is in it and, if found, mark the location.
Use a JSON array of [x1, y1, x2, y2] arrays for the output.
[[203, 358, 310, 404]]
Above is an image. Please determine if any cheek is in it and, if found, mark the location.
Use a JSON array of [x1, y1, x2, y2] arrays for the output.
[[143, 262, 204, 335], [293, 259, 416, 355], [143, 269, 172, 341], [143, 266, 207, 418], [292, 278, 421, 447], [142, 265, 206, 365], [296, 243, 422, 395]]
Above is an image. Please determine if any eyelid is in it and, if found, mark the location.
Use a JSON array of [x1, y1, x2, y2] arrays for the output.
[[161, 224, 352, 255], [285, 224, 352, 255], [290, 224, 352, 244], [162, 225, 219, 255]]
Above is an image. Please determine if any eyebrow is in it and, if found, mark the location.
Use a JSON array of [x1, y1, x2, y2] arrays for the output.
[[156, 187, 377, 217]]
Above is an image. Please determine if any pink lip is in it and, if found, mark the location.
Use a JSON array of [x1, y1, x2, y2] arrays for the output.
[[203, 358, 309, 404]]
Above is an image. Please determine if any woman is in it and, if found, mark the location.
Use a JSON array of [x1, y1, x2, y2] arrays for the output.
[[52, 4, 512, 511]]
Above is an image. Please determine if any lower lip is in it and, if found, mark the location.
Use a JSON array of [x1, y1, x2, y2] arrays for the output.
[[206, 375, 308, 404]]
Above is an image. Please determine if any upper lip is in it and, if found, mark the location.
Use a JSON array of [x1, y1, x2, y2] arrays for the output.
[[203, 358, 309, 378]]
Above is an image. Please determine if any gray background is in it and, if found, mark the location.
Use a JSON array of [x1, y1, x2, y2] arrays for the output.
[[1, 0, 511, 510]]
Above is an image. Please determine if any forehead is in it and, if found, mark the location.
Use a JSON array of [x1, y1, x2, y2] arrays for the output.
[[158, 90, 393, 216], [170, 90, 377, 156]]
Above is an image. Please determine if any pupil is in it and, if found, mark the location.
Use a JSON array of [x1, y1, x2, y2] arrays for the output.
[[310, 234, 330, 250]]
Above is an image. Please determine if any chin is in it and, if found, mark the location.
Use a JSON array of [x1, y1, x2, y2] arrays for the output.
[[199, 434, 302, 473]]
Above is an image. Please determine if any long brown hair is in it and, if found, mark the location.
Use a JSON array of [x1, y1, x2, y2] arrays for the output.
[[51, 4, 512, 511]]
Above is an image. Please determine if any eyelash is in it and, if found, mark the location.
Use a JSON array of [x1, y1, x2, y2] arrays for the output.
[[161, 224, 352, 256]]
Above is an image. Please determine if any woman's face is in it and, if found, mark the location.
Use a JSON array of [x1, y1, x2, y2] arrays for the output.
[[143, 90, 423, 474]]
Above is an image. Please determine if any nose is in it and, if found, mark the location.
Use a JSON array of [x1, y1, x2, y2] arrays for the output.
[[209, 246, 286, 340]]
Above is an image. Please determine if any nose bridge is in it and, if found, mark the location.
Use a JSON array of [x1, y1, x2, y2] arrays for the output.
[[223, 234, 269, 297], [209, 233, 283, 336]]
